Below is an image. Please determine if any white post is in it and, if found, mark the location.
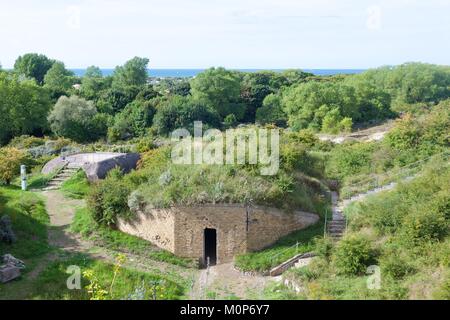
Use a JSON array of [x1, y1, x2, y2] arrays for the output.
[[20, 165, 27, 191]]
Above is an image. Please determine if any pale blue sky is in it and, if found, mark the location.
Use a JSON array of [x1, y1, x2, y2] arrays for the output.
[[1, 0, 449, 69]]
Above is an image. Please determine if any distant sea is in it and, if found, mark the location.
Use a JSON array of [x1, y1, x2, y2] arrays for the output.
[[70, 68, 365, 78]]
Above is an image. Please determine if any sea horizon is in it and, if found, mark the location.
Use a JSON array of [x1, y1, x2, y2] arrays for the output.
[[69, 68, 365, 78]]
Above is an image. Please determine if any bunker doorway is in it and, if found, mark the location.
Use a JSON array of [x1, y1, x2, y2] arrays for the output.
[[204, 228, 217, 267]]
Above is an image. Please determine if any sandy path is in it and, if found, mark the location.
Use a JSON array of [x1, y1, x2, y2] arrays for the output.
[[189, 262, 270, 300]]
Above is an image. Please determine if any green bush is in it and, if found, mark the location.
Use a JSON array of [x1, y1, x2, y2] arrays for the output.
[[401, 209, 448, 245], [332, 235, 375, 275], [380, 253, 415, 280], [313, 237, 334, 260], [135, 135, 157, 153], [87, 169, 132, 226]]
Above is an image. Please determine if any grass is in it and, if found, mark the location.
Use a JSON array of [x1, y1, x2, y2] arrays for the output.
[[71, 207, 196, 268], [60, 170, 90, 199], [0, 185, 52, 300], [234, 222, 324, 273], [1, 253, 186, 300], [0, 185, 50, 261]]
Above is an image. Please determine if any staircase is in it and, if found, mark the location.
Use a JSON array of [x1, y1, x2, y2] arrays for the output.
[[326, 191, 346, 240], [43, 164, 80, 191]]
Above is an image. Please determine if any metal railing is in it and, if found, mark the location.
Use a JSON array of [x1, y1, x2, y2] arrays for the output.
[[342, 151, 449, 198]]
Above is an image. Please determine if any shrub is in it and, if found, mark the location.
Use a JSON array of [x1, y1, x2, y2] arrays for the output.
[[223, 114, 238, 128], [0, 147, 27, 185], [401, 209, 448, 245], [379, 253, 415, 280], [326, 142, 375, 179], [313, 237, 334, 260], [87, 169, 132, 226], [333, 235, 375, 275], [279, 142, 309, 172], [135, 135, 157, 153], [8, 135, 46, 149]]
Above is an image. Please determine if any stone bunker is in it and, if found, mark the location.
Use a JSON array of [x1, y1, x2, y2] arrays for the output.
[[117, 204, 319, 266], [42, 152, 140, 181]]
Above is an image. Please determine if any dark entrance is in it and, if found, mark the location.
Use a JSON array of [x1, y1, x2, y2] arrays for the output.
[[203, 228, 217, 267]]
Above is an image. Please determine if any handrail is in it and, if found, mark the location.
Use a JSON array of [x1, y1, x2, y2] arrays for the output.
[[344, 151, 449, 189]]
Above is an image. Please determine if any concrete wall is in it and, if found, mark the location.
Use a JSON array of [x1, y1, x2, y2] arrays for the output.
[[42, 152, 140, 181], [117, 203, 320, 265]]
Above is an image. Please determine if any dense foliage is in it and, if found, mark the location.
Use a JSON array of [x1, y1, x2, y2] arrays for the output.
[[0, 73, 52, 145], [48, 95, 108, 143]]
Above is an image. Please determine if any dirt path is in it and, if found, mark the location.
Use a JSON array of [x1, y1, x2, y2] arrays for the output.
[[189, 263, 270, 300], [317, 120, 394, 144], [43, 191, 90, 251]]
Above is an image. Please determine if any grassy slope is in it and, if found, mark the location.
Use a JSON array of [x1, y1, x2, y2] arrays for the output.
[[0, 186, 50, 264], [275, 161, 450, 300], [28, 254, 185, 300]]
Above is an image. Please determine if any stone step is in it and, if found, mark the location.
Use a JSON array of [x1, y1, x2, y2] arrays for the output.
[[48, 181, 63, 186], [56, 173, 75, 178], [328, 228, 345, 233], [60, 169, 78, 174], [328, 221, 345, 227], [51, 177, 68, 182], [63, 167, 79, 170], [42, 186, 60, 191]]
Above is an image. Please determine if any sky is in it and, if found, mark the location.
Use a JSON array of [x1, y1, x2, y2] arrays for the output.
[[0, 0, 449, 69]]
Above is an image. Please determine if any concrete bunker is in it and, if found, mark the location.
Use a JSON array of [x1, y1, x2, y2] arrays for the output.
[[42, 152, 140, 182], [117, 204, 319, 265]]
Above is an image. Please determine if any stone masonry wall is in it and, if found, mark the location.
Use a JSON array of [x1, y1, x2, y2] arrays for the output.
[[173, 205, 248, 264], [246, 206, 320, 251], [117, 204, 320, 265], [116, 208, 176, 252]]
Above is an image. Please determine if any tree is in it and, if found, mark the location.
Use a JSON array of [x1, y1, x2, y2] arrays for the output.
[[96, 86, 140, 114], [153, 96, 221, 135], [14, 53, 55, 84], [240, 72, 278, 122], [43, 61, 75, 95], [0, 73, 52, 145], [255, 93, 287, 126], [48, 96, 107, 142], [190, 67, 244, 120], [80, 66, 111, 101], [112, 57, 149, 88], [0, 147, 26, 185], [108, 100, 157, 141]]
